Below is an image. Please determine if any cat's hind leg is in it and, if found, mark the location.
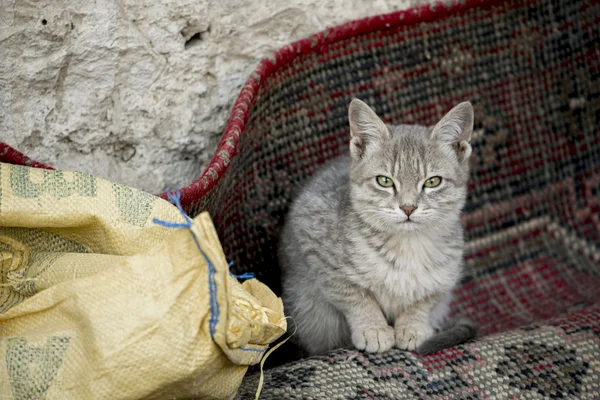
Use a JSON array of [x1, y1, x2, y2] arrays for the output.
[[287, 291, 351, 356]]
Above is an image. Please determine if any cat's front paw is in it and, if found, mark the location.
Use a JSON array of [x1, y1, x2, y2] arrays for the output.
[[395, 323, 434, 351], [352, 326, 394, 353]]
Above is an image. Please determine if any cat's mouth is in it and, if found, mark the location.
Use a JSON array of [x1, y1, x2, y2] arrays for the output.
[[401, 216, 424, 227], [398, 219, 420, 231]]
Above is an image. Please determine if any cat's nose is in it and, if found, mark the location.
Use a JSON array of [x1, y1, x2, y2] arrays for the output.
[[400, 205, 417, 217]]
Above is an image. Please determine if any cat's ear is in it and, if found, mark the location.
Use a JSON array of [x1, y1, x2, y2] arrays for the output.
[[348, 98, 390, 159], [431, 102, 474, 160]]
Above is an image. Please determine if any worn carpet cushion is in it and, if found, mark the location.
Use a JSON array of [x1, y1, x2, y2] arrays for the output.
[[192, 0, 598, 397]]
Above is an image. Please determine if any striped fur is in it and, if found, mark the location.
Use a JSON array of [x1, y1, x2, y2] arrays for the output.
[[279, 99, 476, 355]]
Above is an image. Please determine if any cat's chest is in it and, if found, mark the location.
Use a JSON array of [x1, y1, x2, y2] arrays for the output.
[[355, 233, 462, 312]]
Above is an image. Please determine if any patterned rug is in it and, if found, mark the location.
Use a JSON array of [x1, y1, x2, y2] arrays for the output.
[[236, 303, 600, 399], [1, 0, 599, 398]]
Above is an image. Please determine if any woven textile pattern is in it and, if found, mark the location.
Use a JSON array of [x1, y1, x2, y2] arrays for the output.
[[236, 304, 600, 399], [202, 0, 598, 396], [1, 0, 599, 397]]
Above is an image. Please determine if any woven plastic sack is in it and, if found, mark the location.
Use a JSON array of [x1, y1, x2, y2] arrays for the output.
[[0, 162, 286, 400]]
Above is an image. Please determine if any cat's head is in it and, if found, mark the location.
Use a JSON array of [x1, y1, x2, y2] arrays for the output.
[[347, 98, 474, 233]]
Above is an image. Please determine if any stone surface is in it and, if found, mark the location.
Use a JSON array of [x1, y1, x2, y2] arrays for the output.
[[1, 0, 430, 193]]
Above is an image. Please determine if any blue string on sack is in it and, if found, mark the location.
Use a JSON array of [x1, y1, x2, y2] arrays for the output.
[[154, 190, 288, 398], [154, 190, 219, 336], [152, 190, 192, 229], [228, 261, 255, 280], [152, 189, 262, 353]]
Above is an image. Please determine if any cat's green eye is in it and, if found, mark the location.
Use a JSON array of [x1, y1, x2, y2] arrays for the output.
[[424, 176, 442, 188], [376, 176, 394, 188]]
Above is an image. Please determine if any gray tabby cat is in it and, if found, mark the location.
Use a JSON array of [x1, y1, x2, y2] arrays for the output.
[[279, 99, 477, 356]]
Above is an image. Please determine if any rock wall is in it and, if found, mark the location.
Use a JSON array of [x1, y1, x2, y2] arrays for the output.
[[1, 0, 429, 193]]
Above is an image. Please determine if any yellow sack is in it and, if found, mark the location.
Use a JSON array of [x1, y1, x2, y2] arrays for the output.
[[0, 163, 286, 400]]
